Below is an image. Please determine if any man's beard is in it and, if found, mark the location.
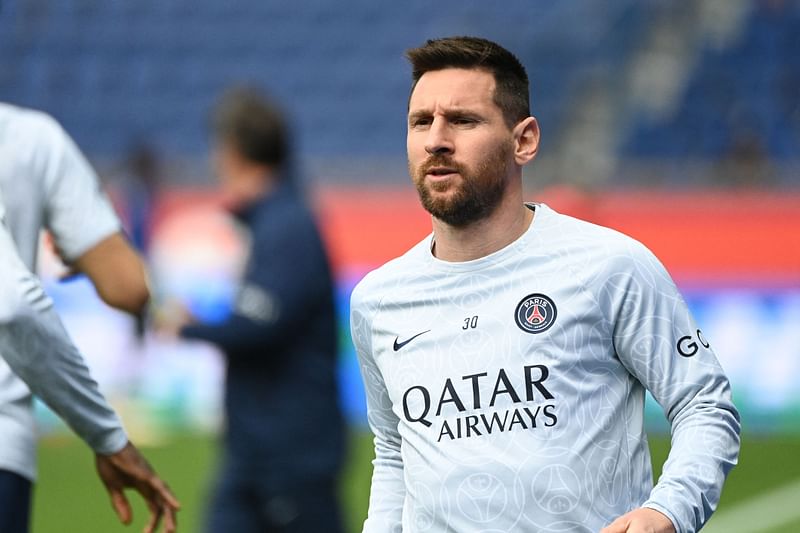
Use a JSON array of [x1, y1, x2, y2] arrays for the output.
[[411, 144, 512, 227]]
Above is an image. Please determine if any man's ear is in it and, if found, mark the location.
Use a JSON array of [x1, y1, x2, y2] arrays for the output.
[[513, 116, 540, 166]]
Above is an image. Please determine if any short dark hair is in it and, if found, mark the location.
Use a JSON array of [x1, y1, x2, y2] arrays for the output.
[[212, 87, 289, 168], [406, 36, 530, 128]]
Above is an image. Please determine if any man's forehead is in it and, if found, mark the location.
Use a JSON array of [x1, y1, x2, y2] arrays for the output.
[[409, 68, 496, 110]]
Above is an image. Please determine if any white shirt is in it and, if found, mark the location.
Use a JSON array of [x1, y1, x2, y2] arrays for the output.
[[350, 204, 740, 533], [0, 103, 126, 480]]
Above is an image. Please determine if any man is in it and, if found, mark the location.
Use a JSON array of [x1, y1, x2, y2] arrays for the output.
[[0, 102, 178, 532], [350, 36, 740, 533], [174, 88, 344, 532]]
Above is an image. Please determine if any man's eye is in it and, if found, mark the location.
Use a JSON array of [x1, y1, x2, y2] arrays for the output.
[[411, 118, 431, 128]]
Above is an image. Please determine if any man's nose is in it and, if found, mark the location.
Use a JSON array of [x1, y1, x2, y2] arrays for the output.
[[425, 120, 454, 155]]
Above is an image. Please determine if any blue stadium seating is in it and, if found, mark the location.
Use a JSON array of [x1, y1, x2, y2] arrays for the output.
[[5, 0, 793, 178], [623, 1, 800, 162], [0, 0, 646, 164]]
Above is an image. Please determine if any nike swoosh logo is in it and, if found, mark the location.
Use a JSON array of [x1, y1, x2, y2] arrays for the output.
[[393, 330, 431, 351]]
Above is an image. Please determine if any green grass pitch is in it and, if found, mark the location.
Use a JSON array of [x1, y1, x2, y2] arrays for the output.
[[32, 431, 800, 532]]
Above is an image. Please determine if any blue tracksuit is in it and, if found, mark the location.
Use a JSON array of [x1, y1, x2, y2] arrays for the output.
[[181, 179, 345, 532]]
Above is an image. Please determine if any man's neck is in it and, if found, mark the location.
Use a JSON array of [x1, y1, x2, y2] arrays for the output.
[[431, 190, 534, 262]]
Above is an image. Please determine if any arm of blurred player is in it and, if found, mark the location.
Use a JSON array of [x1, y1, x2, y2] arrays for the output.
[[0, 207, 127, 456], [0, 208, 178, 532], [350, 279, 406, 531], [31, 109, 150, 318], [68, 232, 150, 316]]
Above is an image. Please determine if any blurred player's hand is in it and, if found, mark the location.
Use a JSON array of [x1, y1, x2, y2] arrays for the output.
[[152, 298, 194, 339], [95, 441, 180, 533], [600, 507, 675, 533]]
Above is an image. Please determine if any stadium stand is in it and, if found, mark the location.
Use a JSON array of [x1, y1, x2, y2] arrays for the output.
[[0, 2, 637, 156], [623, 0, 800, 161], [0, 0, 796, 184]]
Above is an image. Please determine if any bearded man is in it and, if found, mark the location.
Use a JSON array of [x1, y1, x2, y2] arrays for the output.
[[349, 36, 740, 533]]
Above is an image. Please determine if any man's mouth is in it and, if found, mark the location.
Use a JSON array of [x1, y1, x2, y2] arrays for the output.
[[425, 166, 459, 179]]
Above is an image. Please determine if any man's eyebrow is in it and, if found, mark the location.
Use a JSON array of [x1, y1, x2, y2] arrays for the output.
[[408, 107, 481, 119], [443, 108, 481, 118], [407, 110, 431, 121]]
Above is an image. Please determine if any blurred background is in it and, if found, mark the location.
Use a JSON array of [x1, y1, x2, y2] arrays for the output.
[[1, 0, 798, 531]]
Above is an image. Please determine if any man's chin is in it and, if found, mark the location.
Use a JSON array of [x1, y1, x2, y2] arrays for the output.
[[422, 176, 462, 196], [421, 195, 463, 220], [423, 188, 461, 209]]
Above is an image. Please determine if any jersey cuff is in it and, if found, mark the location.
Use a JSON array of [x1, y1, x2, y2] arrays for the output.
[[90, 427, 129, 456]]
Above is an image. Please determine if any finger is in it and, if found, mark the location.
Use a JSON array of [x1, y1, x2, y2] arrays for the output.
[[150, 477, 181, 510], [160, 487, 181, 510], [162, 503, 178, 533], [142, 499, 163, 533], [110, 489, 133, 525]]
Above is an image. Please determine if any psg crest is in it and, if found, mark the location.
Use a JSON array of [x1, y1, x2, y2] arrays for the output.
[[515, 293, 557, 334]]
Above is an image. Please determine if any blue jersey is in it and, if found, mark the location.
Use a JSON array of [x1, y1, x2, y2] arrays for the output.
[[350, 203, 740, 533]]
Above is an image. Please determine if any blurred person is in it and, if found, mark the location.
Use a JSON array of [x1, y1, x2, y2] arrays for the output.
[[712, 130, 776, 187], [119, 142, 162, 254], [350, 36, 740, 533], [0, 104, 178, 533], [117, 142, 164, 339], [168, 88, 345, 533]]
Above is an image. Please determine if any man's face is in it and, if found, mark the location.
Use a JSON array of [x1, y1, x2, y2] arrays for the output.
[[213, 141, 240, 192], [407, 68, 515, 227], [212, 140, 254, 208]]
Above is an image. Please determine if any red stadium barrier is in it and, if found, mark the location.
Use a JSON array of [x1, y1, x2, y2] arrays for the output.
[[139, 184, 799, 285], [314, 186, 800, 284]]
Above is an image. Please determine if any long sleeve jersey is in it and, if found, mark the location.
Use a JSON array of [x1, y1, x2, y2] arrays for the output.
[[0, 103, 125, 480], [0, 199, 127, 462], [350, 203, 740, 533], [180, 181, 344, 482]]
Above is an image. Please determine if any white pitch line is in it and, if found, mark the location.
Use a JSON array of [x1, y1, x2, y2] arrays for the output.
[[702, 478, 800, 533]]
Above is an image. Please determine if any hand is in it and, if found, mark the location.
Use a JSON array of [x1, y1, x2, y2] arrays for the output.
[[601, 507, 676, 533], [95, 442, 180, 533], [152, 298, 194, 339]]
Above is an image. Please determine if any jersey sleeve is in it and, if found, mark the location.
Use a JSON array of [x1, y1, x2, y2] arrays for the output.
[[0, 202, 128, 455], [32, 113, 121, 261], [350, 279, 406, 533], [601, 239, 740, 533]]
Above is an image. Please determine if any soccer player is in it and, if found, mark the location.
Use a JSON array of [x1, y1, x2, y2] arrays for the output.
[[171, 88, 345, 533], [0, 193, 178, 532], [350, 37, 740, 533], [0, 102, 178, 532]]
